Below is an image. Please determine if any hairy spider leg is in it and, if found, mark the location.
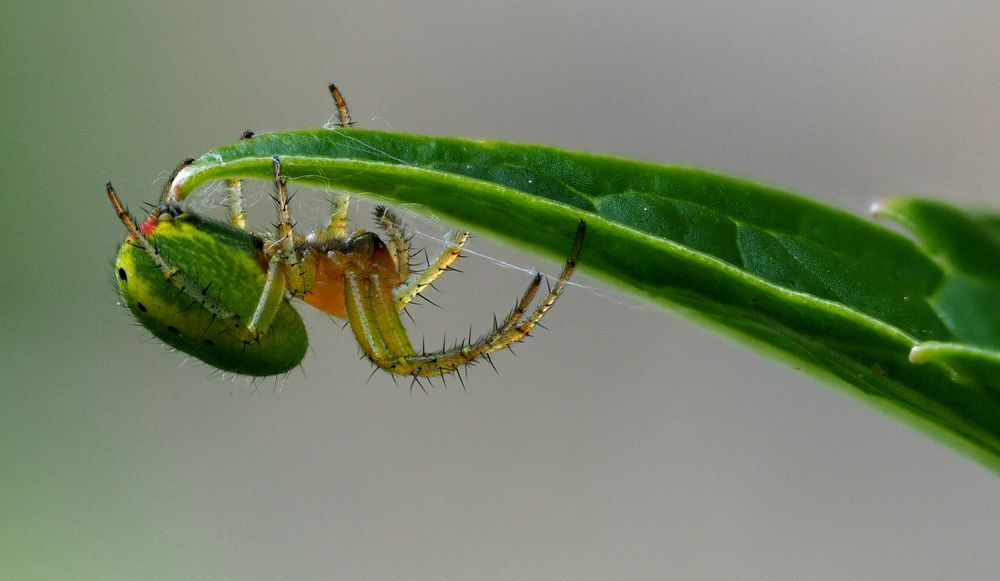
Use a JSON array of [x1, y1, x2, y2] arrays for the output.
[[318, 192, 352, 241], [344, 219, 585, 377], [393, 230, 469, 311], [372, 205, 413, 281], [329, 83, 355, 127], [372, 204, 470, 310], [302, 85, 358, 243], [224, 176, 248, 229], [159, 158, 194, 204], [243, 157, 316, 339], [222, 131, 256, 229]]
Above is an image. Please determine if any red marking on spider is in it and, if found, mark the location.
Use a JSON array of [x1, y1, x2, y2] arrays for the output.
[[140, 215, 159, 237]]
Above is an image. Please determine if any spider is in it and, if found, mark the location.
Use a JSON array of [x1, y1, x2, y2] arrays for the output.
[[108, 86, 586, 381]]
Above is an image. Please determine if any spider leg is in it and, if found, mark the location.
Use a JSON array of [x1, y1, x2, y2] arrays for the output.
[[245, 254, 290, 338], [243, 156, 322, 338], [328, 83, 355, 127], [269, 157, 309, 297], [373, 204, 470, 311], [373, 205, 413, 282], [345, 220, 585, 377], [393, 230, 469, 311], [222, 131, 256, 229], [301, 192, 350, 243], [211, 156, 314, 341], [331, 193, 352, 238], [224, 177, 248, 229], [309, 84, 355, 242], [159, 158, 194, 203], [345, 269, 417, 365]]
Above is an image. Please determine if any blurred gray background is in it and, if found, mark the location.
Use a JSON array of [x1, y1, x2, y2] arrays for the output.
[[3, 1, 999, 579]]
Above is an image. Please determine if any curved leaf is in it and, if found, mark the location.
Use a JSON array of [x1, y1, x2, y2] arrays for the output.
[[170, 128, 1000, 472]]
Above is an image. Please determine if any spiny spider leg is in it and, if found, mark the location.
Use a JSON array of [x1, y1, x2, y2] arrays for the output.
[[245, 156, 315, 339], [311, 84, 355, 242], [371, 204, 471, 312], [317, 192, 351, 241], [373, 205, 413, 282], [223, 130, 256, 229], [496, 273, 545, 331], [344, 220, 585, 377], [329, 83, 355, 127], [224, 176, 247, 229], [393, 230, 469, 311], [463, 221, 583, 351], [394, 231, 469, 311], [159, 158, 194, 204], [269, 157, 308, 296]]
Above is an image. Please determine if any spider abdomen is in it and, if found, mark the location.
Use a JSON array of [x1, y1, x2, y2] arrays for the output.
[[114, 212, 308, 376]]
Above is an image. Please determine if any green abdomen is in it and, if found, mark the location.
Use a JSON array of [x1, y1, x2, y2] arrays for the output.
[[114, 214, 307, 376]]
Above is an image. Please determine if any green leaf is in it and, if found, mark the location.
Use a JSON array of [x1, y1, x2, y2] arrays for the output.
[[170, 128, 1000, 472]]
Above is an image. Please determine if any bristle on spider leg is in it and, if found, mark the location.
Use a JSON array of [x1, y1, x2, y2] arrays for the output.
[[484, 353, 499, 374], [410, 375, 428, 395]]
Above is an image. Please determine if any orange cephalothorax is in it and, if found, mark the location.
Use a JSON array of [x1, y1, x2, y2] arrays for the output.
[[301, 233, 402, 318]]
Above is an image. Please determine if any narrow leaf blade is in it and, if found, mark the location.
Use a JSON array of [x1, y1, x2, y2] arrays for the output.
[[171, 128, 1000, 471]]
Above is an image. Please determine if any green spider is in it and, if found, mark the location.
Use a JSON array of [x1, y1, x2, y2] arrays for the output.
[[107, 87, 585, 380]]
